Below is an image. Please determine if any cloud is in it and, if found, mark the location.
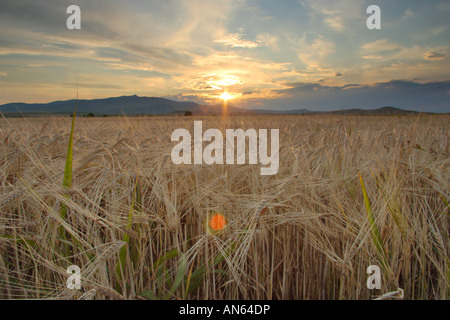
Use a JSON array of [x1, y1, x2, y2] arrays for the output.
[[0, 0, 232, 64], [186, 73, 243, 91], [403, 8, 415, 18], [304, 0, 365, 32], [361, 40, 449, 65], [324, 16, 344, 31], [161, 93, 206, 104], [214, 33, 263, 48], [293, 34, 336, 79], [424, 51, 447, 61], [362, 55, 383, 60], [61, 82, 125, 89], [438, 2, 450, 11], [361, 39, 402, 55], [256, 34, 279, 50]]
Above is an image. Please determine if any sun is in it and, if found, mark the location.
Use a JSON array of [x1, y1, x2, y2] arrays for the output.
[[220, 92, 232, 101]]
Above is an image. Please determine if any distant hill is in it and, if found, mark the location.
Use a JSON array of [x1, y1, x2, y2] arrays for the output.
[[330, 106, 418, 115], [0, 95, 201, 115], [251, 106, 417, 115], [0, 95, 420, 116]]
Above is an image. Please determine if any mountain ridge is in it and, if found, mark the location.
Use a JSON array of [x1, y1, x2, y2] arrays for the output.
[[0, 95, 423, 115]]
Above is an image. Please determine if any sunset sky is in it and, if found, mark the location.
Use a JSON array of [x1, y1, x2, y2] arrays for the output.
[[1, 0, 449, 112]]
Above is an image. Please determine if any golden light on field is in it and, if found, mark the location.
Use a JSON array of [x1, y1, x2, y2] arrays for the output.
[[0, 114, 448, 300]]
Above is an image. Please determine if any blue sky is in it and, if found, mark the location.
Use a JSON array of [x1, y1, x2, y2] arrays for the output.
[[0, 0, 449, 112]]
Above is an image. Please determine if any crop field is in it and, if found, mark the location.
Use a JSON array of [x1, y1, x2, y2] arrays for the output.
[[0, 114, 448, 300]]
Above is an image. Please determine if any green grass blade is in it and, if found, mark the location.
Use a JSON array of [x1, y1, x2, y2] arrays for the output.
[[358, 172, 389, 271], [153, 248, 179, 271], [59, 95, 77, 258], [115, 175, 140, 290], [439, 194, 450, 216], [61, 91, 77, 217], [139, 290, 161, 300], [187, 243, 236, 294], [166, 253, 187, 299], [0, 235, 36, 247]]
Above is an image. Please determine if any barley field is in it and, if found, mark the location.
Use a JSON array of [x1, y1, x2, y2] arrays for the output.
[[0, 114, 448, 300]]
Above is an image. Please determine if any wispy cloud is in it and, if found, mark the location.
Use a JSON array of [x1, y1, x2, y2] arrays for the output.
[[305, 0, 365, 32], [214, 33, 263, 48], [424, 49, 449, 61]]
